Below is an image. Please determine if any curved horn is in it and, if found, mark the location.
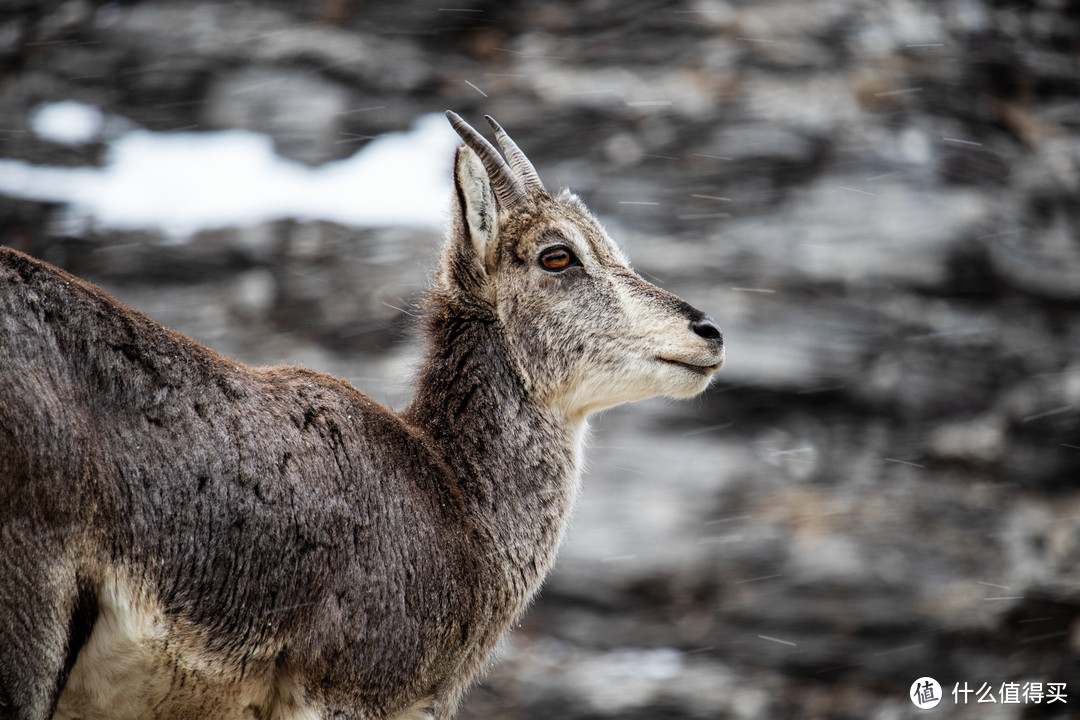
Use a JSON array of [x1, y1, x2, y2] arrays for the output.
[[445, 110, 524, 209], [485, 115, 544, 193]]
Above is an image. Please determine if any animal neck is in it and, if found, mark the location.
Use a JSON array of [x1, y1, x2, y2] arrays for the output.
[[403, 293, 585, 597]]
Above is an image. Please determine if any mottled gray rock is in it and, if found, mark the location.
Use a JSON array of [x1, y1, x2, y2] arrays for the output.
[[101, 2, 429, 91], [203, 67, 350, 165]]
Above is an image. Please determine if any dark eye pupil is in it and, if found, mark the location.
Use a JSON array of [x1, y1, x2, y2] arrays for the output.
[[541, 248, 572, 270]]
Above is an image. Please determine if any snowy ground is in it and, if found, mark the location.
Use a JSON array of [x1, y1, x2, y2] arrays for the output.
[[2, 102, 457, 237]]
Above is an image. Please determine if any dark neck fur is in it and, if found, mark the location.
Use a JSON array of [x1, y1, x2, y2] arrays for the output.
[[403, 292, 583, 598]]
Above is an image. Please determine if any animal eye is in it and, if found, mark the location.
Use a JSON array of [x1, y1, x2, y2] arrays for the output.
[[538, 246, 578, 272]]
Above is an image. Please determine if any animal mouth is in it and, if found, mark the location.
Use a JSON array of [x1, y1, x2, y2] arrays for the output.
[[657, 357, 723, 374]]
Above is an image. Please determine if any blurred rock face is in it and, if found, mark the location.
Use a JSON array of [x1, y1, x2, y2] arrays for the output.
[[2, 1, 1079, 718]]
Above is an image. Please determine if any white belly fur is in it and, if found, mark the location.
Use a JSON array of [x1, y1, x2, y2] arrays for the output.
[[53, 571, 319, 720]]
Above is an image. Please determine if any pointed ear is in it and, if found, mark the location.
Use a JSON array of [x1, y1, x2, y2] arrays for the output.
[[452, 145, 498, 272]]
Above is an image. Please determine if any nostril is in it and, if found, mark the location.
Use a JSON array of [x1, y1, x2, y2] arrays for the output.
[[691, 316, 723, 342]]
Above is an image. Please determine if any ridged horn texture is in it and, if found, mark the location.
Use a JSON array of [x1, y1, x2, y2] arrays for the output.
[[445, 110, 530, 209], [484, 115, 545, 193]]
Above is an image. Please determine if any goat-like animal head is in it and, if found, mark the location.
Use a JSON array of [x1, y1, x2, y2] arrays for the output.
[[443, 111, 724, 419]]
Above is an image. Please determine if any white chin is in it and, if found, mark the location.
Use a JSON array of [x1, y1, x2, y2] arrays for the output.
[[662, 366, 716, 398]]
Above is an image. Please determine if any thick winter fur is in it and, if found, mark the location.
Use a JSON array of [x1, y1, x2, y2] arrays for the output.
[[0, 115, 723, 720]]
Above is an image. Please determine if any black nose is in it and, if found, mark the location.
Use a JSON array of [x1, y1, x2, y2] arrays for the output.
[[691, 315, 723, 343]]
